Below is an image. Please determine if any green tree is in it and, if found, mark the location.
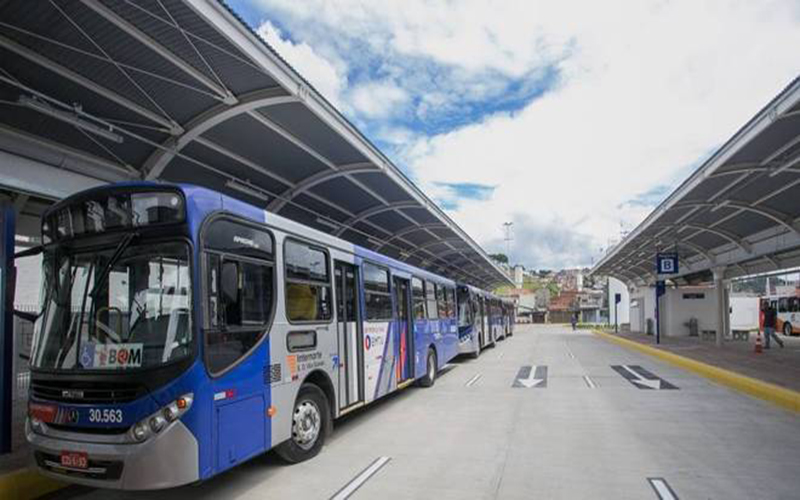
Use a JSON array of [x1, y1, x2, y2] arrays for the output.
[[489, 253, 509, 264]]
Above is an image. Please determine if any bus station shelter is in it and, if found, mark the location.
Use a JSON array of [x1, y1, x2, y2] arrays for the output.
[[592, 77, 800, 345], [0, 0, 513, 456]]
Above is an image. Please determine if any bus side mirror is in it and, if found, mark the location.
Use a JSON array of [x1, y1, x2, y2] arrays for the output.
[[220, 261, 239, 305]]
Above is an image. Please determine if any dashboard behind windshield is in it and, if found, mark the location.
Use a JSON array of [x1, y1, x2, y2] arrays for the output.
[[31, 241, 193, 371]]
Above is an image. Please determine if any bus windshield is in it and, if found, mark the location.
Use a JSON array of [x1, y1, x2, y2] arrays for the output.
[[31, 241, 192, 371]]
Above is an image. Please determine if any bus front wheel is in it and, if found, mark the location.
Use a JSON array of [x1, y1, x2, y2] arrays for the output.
[[276, 384, 329, 463], [784, 322, 793, 337]]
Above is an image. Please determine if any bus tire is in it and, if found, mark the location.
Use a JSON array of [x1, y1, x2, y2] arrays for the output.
[[784, 322, 793, 337], [419, 348, 437, 387], [470, 343, 481, 359], [275, 384, 329, 464]]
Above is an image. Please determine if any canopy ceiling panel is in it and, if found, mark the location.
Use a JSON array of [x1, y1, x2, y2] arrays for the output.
[[0, 0, 511, 288], [258, 104, 369, 166]]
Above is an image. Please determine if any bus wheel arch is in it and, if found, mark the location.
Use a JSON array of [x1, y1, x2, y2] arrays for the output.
[[302, 370, 335, 435], [275, 378, 332, 464]]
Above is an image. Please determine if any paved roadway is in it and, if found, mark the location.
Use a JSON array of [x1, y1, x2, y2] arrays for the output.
[[49, 325, 800, 499]]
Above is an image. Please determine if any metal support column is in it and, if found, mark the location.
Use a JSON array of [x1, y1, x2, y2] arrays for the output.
[[713, 266, 726, 348], [0, 200, 15, 454]]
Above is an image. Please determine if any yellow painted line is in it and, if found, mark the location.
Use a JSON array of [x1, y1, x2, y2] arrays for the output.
[[594, 330, 800, 413], [0, 467, 66, 500]]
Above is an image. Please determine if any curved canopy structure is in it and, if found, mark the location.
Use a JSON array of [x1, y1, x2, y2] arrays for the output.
[[593, 76, 800, 284], [0, 0, 512, 288]]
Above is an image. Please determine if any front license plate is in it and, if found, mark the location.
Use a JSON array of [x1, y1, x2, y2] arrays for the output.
[[60, 451, 88, 469]]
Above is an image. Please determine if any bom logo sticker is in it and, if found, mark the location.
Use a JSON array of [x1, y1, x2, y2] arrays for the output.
[[80, 343, 143, 369]]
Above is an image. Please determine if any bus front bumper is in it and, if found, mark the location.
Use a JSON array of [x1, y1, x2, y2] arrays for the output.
[[26, 418, 200, 490]]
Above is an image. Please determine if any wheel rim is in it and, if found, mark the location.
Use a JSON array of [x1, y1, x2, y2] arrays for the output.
[[292, 399, 321, 450], [785, 324, 792, 336]]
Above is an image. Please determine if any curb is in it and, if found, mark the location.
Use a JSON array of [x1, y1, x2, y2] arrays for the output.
[[593, 330, 800, 413], [0, 467, 66, 500]]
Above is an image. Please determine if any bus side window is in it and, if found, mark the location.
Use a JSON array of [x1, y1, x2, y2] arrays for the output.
[[203, 218, 274, 375], [284, 239, 332, 323], [779, 297, 788, 313], [447, 288, 456, 319], [436, 284, 447, 320], [412, 277, 426, 320], [363, 262, 392, 321], [426, 282, 439, 320]]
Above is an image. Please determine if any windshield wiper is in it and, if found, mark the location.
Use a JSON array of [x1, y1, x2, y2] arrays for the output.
[[73, 232, 137, 367], [89, 232, 138, 300]]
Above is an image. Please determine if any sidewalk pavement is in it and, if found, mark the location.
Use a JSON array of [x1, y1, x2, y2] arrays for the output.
[[609, 329, 800, 393]]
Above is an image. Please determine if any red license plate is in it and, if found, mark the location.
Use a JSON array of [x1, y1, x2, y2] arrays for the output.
[[60, 451, 88, 469]]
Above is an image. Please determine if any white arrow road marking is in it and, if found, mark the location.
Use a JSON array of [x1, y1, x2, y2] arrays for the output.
[[621, 365, 662, 390], [331, 456, 391, 500], [517, 365, 547, 388]]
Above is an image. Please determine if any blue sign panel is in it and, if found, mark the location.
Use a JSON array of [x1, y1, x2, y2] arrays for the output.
[[656, 253, 679, 274]]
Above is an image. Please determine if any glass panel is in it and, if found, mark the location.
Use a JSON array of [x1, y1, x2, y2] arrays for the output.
[[285, 240, 328, 282], [412, 277, 426, 319], [46, 190, 184, 242], [426, 282, 439, 320], [364, 263, 389, 293], [241, 262, 272, 324], [31, 242, 192, 371], [287, 283, 332, 321], [365, 291, 393, 321]]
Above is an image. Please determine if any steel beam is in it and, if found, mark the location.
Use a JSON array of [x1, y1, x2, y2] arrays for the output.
[[0, 33, 181, 135], [80, 0, 235, 103], [266, 163, 376, 212], [142, 88, 294, 179], [333, 202, 420, 237]]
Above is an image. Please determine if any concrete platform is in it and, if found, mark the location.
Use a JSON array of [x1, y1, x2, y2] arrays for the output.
[[611, 330, 800, 393], [31, 324, 800, 500]]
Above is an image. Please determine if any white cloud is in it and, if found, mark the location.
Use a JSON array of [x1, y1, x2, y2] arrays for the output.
[[256, 21, 348, 109], [247, 1, 800, 269], [350, 81, 409, 119]]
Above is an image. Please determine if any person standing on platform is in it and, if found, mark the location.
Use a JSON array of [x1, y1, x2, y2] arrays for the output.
[[763, 302, 784, 349]]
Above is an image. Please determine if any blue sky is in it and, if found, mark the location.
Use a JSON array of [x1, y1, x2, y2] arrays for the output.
[[228, 0, 800, 269]]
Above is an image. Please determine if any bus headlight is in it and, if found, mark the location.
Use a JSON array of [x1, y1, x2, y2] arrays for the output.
[[132, 421, 150, 442], [30, 417, 44, 434], [129, 393, 193, 443], [149, 415, 167, 433]]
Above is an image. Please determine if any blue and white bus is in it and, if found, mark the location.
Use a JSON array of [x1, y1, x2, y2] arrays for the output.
[[25, 183, 467, 489], [457, 285, 496, 357]]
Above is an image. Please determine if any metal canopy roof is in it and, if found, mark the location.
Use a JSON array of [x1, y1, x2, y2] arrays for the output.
[[0, 0, 512, 288], [593, 76, 800, 285]]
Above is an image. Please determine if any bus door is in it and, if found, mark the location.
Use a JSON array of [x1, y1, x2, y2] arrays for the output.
[[393, 277, 414, 383], [482, 298, 491, 344], [335, 261, 363, 409]]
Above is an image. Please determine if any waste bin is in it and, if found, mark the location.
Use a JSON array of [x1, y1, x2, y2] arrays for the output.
[[646, 318, 654, 335]]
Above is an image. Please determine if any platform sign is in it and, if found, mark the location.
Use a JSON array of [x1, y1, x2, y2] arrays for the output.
[[656, 253, 678, 275], [0, 202, 14, 454]]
